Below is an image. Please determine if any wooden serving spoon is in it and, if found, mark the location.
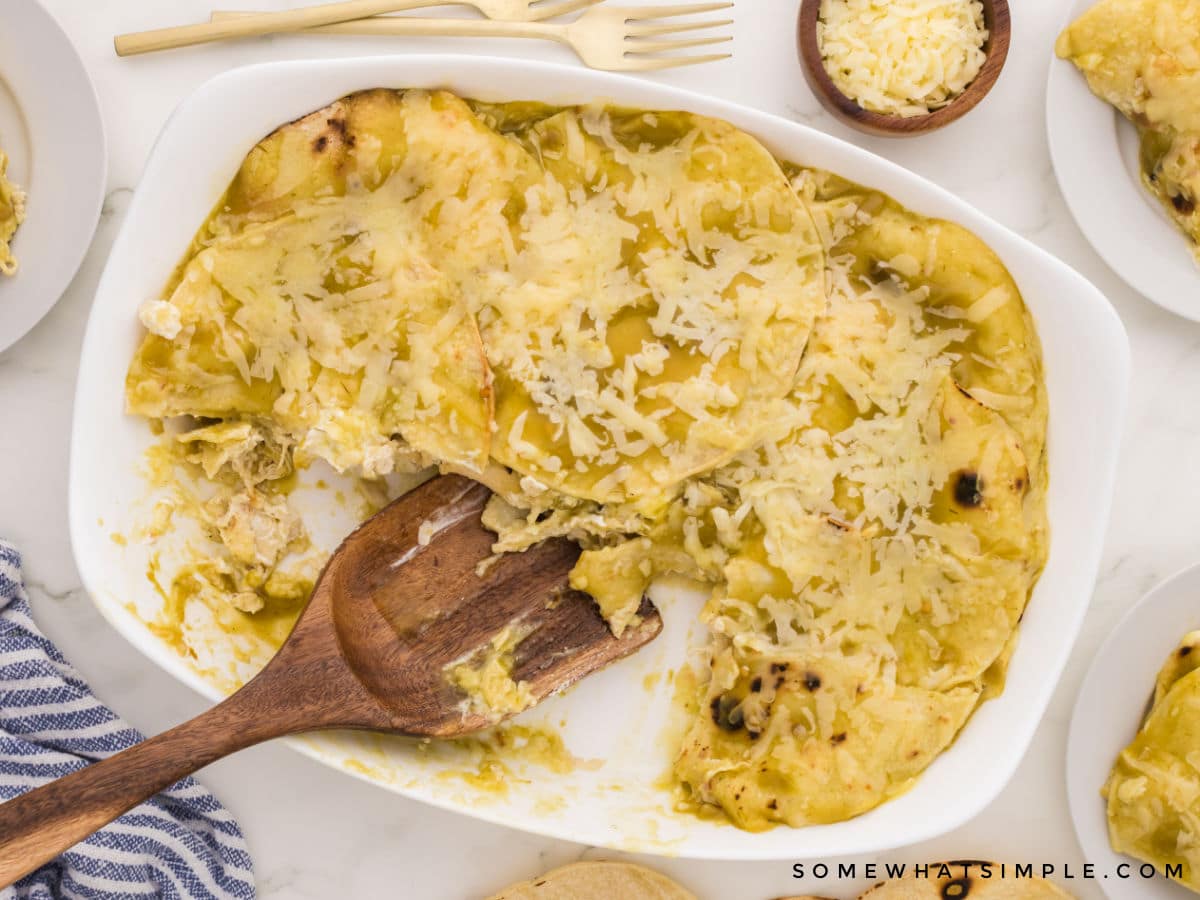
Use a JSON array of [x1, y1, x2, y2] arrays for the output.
[[0, 475, 661, 887]]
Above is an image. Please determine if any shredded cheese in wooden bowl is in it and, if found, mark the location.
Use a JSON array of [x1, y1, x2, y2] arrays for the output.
[[817, 0, 989, 118]]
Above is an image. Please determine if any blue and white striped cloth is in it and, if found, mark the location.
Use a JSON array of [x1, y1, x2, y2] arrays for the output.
[[0, 541, 255, 899]]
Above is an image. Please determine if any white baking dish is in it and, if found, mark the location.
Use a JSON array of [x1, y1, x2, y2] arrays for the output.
[[69, 55, 1128, 861]]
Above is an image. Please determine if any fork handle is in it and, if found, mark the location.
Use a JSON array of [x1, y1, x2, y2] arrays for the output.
[[210, 9, 561, 40], [115, 0, 452, 56]]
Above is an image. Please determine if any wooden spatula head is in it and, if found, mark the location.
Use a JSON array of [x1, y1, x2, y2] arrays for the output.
[[322, 474, 662, 737]]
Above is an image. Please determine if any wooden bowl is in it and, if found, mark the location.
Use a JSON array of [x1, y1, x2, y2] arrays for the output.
[[797, 0, 1011, 137]]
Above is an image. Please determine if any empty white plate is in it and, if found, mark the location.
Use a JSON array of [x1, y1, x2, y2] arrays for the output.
[[1047, 0, 1200, 321], [0, 0, 105, 353], [1067, 562, 1200, 899]]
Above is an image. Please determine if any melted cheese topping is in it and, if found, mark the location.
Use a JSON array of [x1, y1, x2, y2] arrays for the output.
[[0, 151, 25, 277], [546, 172, 1047, 829], [448, 625, 536, 722], [125, 94, 1047, 833], [1104, 632, 1200, 891], [1057, 0, 1200, 258], [475, 107, 825, 510], [818, 0, 988, 117]]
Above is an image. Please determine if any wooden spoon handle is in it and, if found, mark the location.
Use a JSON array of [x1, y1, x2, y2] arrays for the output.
[[114, 0, 446, 56], [0, 673, 300, 888]]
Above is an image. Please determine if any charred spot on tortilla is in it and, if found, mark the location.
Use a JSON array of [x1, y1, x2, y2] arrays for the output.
[[955, 471, 984, 507], [711, 693, 744, 732]]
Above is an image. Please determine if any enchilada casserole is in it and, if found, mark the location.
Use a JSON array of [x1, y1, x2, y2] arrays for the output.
[[125, 89, 1049, 830]]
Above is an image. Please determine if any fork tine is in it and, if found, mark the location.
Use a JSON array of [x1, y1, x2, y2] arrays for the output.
[[627, 34, 732, 53], [624, 2, 734, 21], [625, 52, 732, 70], [527, 0, 603, 19], [628, 17, 733, 36]]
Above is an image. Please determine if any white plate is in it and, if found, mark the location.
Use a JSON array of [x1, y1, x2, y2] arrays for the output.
[[70, 55, 1129, 861], [0, 0, 105, 353], [1047, 0, 1200, 321], [1068, 564, 1200, 900]]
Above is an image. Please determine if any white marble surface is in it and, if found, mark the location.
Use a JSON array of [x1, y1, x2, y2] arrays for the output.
[[0, 1, 1190, 897]]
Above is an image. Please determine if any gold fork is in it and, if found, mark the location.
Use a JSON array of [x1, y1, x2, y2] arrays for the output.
[[211, 2, 735, 71], [115, 0, 604, 56]]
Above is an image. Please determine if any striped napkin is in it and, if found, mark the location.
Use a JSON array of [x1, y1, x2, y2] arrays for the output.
[[0, 541, 256, 899]]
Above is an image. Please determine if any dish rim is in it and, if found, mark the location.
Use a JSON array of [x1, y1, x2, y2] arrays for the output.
[[70, 53, 1130, 860]]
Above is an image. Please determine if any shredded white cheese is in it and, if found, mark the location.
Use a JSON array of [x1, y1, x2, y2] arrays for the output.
[[417, 521, 436, 547], [138, 299, 184, 341], [817, 0, 989, 117]]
